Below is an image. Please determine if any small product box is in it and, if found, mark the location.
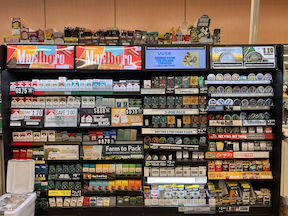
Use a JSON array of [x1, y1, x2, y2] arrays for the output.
[[96, 164, 103, 173], [167, 167, 175, 176], [191, 167, 199, 177], [122, 164, 129, 174], [102, 164, 109, 173], [128, 164, 135, 175], [89, 164, 96, 173], [175, 167, 183, 177], [151, 167, 159, 176], [116, 164, 122, 175], [183, 167, 191, 177], [160, 168, 167, 177], [199, 166, 207, 177], [135, 164, 142, 175], [109, 164, 116, 173]]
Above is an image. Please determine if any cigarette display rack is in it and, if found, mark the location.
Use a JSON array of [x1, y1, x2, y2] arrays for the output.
[[0, 44, 283, 216]]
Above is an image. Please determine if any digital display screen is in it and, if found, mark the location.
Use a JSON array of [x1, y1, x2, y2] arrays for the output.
[[145, 46, 207, 70]]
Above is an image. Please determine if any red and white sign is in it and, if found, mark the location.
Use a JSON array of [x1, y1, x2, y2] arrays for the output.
[[206, 151, 270, 159], [208, 133, 273, 140], [234, 151, 269, 158], [208, 133, 248, 140]]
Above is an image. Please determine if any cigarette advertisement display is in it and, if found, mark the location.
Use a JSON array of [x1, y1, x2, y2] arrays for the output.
[[76, 46, 141, 70], [6, 45, 75, 69], [111, 108, 143, 127], [211, 47, 243, 68], [244, 46, 276, 68], [211, 46, 276, 68], [44, 108, 77, 127], [144, 46, 207, 70]]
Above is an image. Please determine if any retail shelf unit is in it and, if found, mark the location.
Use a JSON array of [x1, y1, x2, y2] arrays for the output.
[[0, 44, 283, 216]]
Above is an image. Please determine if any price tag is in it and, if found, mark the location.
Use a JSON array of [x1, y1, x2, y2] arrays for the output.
[[198, 128, 207, 134], [199, 86, 207, 94], [15, 87, 34, 95], [229, 172, 241, 179], [71, 190, 81, 197], [199, 107, 208, 114], [260, 171, 273, 179], [126, 108, 142, 115], [48, 190, 71, 196], [267, 119, 275, 126], [208, 172, 226, 179], [35, 160, 45, 164], [35, 177, 46, 181]]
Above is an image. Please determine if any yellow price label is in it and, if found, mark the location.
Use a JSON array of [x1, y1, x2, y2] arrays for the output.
[[64, 37, 78, 42], [35, 177, 46, 181], [260, 171, 273, 179], [48, 190, 71, 197], [229, 172, 241, 179], [35, 160, 45, 164], [208, 172, 227, 180]]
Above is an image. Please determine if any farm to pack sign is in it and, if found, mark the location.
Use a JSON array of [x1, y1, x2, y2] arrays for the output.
[[6, 45, 74, 69], [76, 46, 141, 70]]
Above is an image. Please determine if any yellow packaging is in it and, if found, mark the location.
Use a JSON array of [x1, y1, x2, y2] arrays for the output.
[[190, 76, 198, 86], [122, 180, 129, 190], [96, 164, 103, 173], [167, 115, 175, 124], [183, 96, 191, 105], [102, 164, 109, 173], [190, 96, 198, 105], [83, 145, 92, 160], [116, 180, 122, 190], [183, 115, 191, 124], [109, 180, 116, 191]]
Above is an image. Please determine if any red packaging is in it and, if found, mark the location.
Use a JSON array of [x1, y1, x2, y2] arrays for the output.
[[83, 196, 90, 207], [215, 161, 222, 172], [13, 149, 19, 158], [20, 132, 26, 140], [208, 162, 215, 172], [10, 81, 18, 91], [69, 133, 76, 138], [32, 80, 38, 88], [17, 81, 25, 87], [89, 131, 97, 141], [20, 149, 27, 158], [96, 130, 103, 140], [265, 126, 272, 133], [24, 81, 31, 87]]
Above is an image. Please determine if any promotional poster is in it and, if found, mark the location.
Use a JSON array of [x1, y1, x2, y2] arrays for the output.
[[6, 45, 75, 69], [76, 46, 141, 70], [145, 46, 207, 70]]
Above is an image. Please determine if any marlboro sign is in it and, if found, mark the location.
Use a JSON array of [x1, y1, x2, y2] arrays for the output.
[[76, 46, 141, 70], [6, 45, 74, 69]]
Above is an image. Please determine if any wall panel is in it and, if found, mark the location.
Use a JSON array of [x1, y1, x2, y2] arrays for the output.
[[186, 0, 251, 44], [116, 0, 185, 33], [258, 0, 288, 44], [45, 0, 114, 31], [0, 0, 45, 40]]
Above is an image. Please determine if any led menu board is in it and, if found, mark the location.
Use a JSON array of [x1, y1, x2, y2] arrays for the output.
[[144, 46, 207, 70]]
